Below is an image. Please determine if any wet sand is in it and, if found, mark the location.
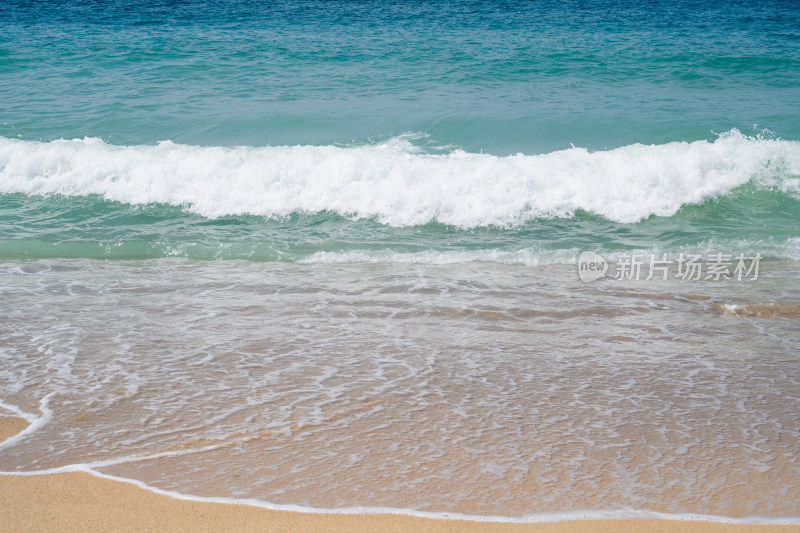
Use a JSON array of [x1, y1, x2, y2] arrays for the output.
[[1, 417, 798, 533], [0, 416, 28, 443]]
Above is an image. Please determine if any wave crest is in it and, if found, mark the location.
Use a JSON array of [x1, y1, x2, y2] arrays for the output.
[[1, 130, 799, 227]]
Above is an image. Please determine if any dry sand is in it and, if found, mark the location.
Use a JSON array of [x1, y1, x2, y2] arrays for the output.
[[1, 416, 798, 533]]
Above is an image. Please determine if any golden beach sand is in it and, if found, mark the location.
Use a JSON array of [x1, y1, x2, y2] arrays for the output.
[[1, 417, 798, 533]]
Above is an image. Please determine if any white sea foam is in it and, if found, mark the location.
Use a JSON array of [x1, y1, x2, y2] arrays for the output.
[[0, 394, 54, 451], [300, 238, 800, 265], [299, 247, 582, 265], [1, 130, 798, 226]]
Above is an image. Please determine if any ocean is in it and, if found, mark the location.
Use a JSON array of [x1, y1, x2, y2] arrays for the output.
[[1, 0, 799, 524]]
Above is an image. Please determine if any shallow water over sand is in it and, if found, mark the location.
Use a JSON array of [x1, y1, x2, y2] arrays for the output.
[[1, 259, 798, 519]]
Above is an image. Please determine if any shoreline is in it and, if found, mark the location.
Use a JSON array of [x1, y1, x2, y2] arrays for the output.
[[2, 472, 799, 533], [2, 418, 799, 532]]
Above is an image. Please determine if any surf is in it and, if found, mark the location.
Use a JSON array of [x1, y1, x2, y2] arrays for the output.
[[1, 130, 798, 227]]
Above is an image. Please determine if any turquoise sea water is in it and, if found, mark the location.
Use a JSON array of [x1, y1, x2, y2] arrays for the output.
[[2, 0, 800, 522], [1, 0, 800, 262]]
